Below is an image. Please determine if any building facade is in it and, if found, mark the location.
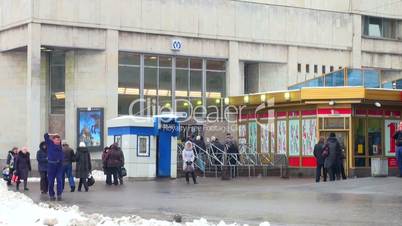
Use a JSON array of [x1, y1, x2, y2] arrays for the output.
[[1, 0, 402, 160]]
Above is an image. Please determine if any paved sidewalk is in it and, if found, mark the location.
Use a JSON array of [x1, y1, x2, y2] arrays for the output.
[[20, 176, 402, 226]]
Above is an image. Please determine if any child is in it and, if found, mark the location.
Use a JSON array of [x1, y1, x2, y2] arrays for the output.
[[14, 147, 32, 191]]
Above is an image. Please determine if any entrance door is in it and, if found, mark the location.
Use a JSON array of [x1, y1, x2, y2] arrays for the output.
[[321, 131, 349, 176], [157, 131, 171, 177]]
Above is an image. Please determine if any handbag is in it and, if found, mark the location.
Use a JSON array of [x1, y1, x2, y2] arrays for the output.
[[11, 174, 19, 183], [2, 167, 10, 181], [87, 173, 95, 186], [121, 167, 127, 177]]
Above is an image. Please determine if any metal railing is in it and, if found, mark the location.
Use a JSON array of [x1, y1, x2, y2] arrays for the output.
[[177, 141, 289, 178]]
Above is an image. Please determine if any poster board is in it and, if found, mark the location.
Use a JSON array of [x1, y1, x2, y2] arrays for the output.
[[302, 118, 317, 156], [77, 107, 104, 151], [289, 119, 300, 156]]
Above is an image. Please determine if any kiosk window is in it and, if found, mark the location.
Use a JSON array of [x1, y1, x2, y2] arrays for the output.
[[137, 136, 150, 157]]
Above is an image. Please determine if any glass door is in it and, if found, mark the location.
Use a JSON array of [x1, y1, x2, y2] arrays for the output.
[[321, 131, 349, 176]]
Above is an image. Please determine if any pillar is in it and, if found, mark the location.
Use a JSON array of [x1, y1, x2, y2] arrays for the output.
[[351, 14, 362, 68], [65, 50, 76, 146], [105, 29, 119, 120], [227, 41, 242, 96], [26, 23, 41, 152]]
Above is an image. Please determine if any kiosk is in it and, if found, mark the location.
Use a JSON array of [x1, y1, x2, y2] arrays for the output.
[[107, 115, 179, 179]]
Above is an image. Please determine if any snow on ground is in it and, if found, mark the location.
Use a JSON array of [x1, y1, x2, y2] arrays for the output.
[[0, 180, 270, 226]]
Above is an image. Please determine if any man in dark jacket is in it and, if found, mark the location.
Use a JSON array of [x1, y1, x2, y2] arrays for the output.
[[324, 133, 342, 181], [211, 137, 225, 171], [106, 144, 124, 185], [313, 137, 327, 182], [75, 142, 92, 192], [36, 142, 48, 194], [14, 147, 31, 191], [5, 147, 18, 186], [44, 133, 64, 201], [62, 142, 76, 192], [225, 134, 239, 178], [393, 121, 402, 177]]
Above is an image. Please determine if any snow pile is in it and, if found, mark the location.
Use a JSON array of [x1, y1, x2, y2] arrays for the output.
[[0, 181, 270, 226], [91, 170, 106, 181]]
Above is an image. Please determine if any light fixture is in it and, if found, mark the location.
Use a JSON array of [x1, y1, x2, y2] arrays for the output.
[[260, 94, 266, 103], [329, 100, 335, 106], [54, 92, 65, 100], [183, 102, 189, 107], [164, 103, 171, 108], [244, 95, 249, 104], [224, 97, 230, 105], [215, 99, 221, 104], [374, 101, 381, 108], [284, 92, 290, 101], [196, 100, 202, 105]]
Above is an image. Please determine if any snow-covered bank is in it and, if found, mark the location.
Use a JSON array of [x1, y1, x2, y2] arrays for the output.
[[0, 180, 270, 226]]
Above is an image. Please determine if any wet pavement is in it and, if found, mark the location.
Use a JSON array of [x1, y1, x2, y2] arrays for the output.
[[20, 176, 402, 226]]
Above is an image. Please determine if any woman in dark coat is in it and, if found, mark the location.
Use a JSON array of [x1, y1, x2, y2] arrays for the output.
[[106, 144, 124, 185], [14, 147, 32, 191], [75, 142, 92, 192], [36, 141, 48, 194]]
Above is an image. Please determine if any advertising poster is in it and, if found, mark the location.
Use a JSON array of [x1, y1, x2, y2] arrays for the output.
[[239, 124, 247, 138], [385, 120, 399, 156], [261, 124, 269, 153], [302, 118, 317, 156], [277, 120, 287, 154], [289, 119, 300, 156], [77, 108, 104, 151], [269, 121, 275, 154], [248, 122, 257, 153]]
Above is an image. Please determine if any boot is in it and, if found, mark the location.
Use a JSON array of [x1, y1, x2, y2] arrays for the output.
[[70, 186, 75, 192], [16, 183, 19, 191]]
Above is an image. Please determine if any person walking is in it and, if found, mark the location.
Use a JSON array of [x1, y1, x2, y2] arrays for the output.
[[225, 133, 239, 178], [393, 121, 402, 177], [14, 147, 31, 191], [324, 133, 342, 181], [62, 142, 76, 192], [44, 133, 64, 201], [313, 137, 327, 182], [5, 147, 18, 186], [102, 146, 111, 184], [36, 142, 48, 194], [75, 142, 92, 192], [194, 135, 206, 174], [182, 141, 197, 184], [106, 144, 124, 185]]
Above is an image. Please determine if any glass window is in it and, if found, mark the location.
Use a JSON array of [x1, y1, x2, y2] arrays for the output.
[[363, 16, 396, 39], [207, 60, 225, 71], [368, 118, 382, 156], [322, 65, 326, 74], [118, 95, 140, 115], [206, 71, 225, 98], [159, 56, 172, 68], [354, 118, 366, 156], [297, 63, 301, 73], [190, 70, 202, 93], [363, 69, 380, 88], [347, 69, 363, 86], [50, 52, 65, 114], [144, 67, 157, 116], [190, 58, 202, 69], [159, 68, 172, 113], [306, 64, 310, 73], [144, 55, 157, 67], [119, 66, 140, 88], [119, 52, 140, 65], [324, 118, 345, 129], [325, 70, 344, 86], [176, 57, 189, 69], [176, 69, 188, 97], [314, 65, 318, 73]]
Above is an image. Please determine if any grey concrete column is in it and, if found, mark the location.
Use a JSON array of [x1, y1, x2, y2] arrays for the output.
[[26, 23, 41, 153], [227, 41, 242, 96], [105, 29, 119, 119], [65, 50, 76, 147], [351, 14, 362, 68], [287, 46, 298, 85]]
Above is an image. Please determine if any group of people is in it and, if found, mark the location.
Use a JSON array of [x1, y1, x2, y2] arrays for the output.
[[3, 133, 98, 201], [314, 133, 347, 182], [102, 144, 125, 185], [182, 133, 240, 184]]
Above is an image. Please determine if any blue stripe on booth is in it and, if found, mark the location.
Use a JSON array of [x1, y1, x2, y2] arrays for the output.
[[108, 126, 156, 136]]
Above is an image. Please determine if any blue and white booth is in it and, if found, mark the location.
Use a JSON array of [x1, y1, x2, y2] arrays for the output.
[[107, 115, 179, 179]]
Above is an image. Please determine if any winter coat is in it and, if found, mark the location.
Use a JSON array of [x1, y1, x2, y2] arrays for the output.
[[194, 139, 206, 154], [75, 147, 92, 178], [62, 146, 75, 166], [106, 148, 124, 168], [6, 151, 16, 169], [324, 137, 341, 169], [44, 133, 64, 163], [36, 142, 48, 172], [393, 131, 402, 147], [102, 150, 109, 168], [15, 152, 31, 180], [182, 148, 195, 172], [313, 143, 326, 165]]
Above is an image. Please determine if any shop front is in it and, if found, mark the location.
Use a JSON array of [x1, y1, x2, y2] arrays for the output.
[[229, 87, 402, 177]]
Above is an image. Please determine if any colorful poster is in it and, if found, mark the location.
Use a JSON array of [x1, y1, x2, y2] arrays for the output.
[[385, 120, 399, 156], [302, 118, 317, 156], [239, 124, 247, 138], [289, 119, 300, 156], [277, 120, 287, 154], [77, 108, 104, 150], [248, 122, 257, 153], [269, 121, 275, 154], [261, 124, 269, 153]]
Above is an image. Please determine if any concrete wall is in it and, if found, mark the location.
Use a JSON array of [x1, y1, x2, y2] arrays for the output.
[[0, 51, 27, 153], [0, 0, 31, 29], [259, 63, 288, 91]]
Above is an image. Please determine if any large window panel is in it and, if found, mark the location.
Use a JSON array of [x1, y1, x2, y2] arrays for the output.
[[354, 118, 366, 157], [368, 118, 382, 156], [50, 52, 66, 114], [144, 67, 157, 115], [206, 71, 226, 97], [119, 52, 140, 65]]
